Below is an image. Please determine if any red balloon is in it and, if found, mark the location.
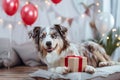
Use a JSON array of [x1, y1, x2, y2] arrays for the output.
[[21, 4, 38, 25], [51, 0, 62, 4], [2, 0, 19, 16]]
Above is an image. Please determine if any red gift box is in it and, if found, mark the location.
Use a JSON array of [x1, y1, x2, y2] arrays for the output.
[[60, 55, 87, 72]]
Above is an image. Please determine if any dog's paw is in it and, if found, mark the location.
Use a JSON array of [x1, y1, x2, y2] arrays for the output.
[[85, 65, 96, 74], [55, 67, 70, 74], [99, 62, 109, 67]]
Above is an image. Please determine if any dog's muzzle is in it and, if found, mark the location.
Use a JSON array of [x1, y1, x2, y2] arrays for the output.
[[45, 42, 58, 53]]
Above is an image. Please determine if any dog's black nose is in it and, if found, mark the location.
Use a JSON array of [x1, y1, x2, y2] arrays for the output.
[[46, 41, 52, 47]]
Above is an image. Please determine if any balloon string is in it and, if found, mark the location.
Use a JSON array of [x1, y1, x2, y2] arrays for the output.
[[8, 27, 12, 70], [27, 1, 32, 4]]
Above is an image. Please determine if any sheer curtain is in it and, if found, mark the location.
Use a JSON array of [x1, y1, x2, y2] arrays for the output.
[[109, 0, 120, 61], [102, 0, 120, 28], [111, 0, 120, 27]]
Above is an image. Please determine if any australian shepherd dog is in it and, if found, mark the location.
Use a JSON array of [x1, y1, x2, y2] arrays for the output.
[[29, 24, 118, 74]]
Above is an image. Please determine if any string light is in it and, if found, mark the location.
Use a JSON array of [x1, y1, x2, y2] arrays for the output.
[[0, 18, 3, 24], [35, 4, 38, 8], [102, 34, 105, 37], [112, 28, 117, 32], [115, 34, 118, 37], [107, 36, 109, 40], [118, 35, 120, 40], [81, 14, 85, 18], [18, 21, 22, 25], [57, 16, 62, 20], [25, 1, 29, 5], [96, 1, 101, 13], [98, 10, 101, 13], [45, 0, 51, 6], [96, 2, 100, 6], [8, 24, 13, 30], [116, 43, 120, 46]]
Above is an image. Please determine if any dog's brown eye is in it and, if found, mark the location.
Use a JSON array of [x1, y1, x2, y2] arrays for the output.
[[51, 33, 57, 39], [40, 34, 46, 39]]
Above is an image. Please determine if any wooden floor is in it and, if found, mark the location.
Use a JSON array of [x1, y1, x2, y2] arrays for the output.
[[0, 66, 47, 80]]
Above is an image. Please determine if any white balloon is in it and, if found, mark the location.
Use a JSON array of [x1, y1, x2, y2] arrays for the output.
[[95, 12, 114, 35]]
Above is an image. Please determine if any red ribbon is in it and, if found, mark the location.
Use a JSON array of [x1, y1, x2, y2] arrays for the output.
[[65, 55, 83, 72]]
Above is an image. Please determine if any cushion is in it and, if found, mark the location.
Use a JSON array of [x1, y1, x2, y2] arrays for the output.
[[13, 41, 44, 67], [0, 38, 21, 67]]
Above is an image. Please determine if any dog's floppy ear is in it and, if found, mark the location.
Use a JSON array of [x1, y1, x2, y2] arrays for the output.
[[33, 27, 41, 38], [54, 24, 69, 51], [28, 27, 41, 38], [54, 24, 68, 37], [28, 26, 41, 51]]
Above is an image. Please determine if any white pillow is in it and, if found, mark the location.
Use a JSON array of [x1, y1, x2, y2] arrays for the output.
[[0, 38, 21, 67], [13, 41, 44, 66]]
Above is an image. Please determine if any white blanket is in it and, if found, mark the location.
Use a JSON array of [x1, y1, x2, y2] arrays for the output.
[[29, 65, 120, 80]]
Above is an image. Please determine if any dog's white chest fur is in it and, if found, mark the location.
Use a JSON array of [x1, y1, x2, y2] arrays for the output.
[[46, 51, 60, 65]]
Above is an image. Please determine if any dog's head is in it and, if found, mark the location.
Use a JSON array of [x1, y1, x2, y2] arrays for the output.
[[29, 24, 69, 57]]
